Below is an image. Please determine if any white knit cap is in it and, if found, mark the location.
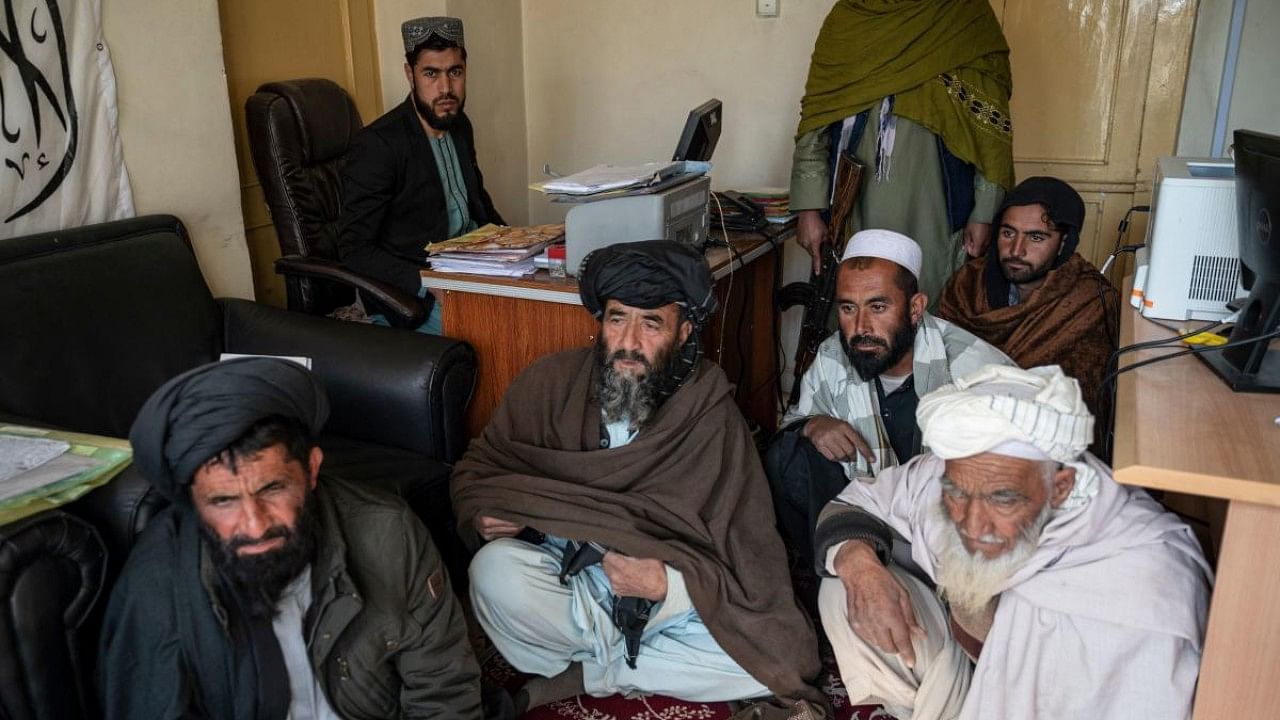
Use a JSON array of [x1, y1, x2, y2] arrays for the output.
[[917, 364, 1099, 508], [841, 229, 923, 280]]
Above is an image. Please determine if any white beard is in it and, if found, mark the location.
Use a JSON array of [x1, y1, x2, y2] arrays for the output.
[[934, 501, 1052, 616]]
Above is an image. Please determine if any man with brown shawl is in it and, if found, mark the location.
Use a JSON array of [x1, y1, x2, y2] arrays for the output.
[[452, 241, 825, 717], [791, 0, 1015, 307], [937, 177, 1118, 451]]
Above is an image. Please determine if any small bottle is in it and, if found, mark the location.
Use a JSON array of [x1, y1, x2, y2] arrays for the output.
[[547, 244, 567, 278]]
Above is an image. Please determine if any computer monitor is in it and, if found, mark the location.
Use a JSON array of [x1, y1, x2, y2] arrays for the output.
[[672, 99, 722, 162], [1200, 129, 1280, 392]]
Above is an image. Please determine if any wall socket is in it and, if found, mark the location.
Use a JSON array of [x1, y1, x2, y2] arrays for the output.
[[756, 0, 779, 18]]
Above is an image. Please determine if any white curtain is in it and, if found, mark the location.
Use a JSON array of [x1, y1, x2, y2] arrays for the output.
[[1, 0, 133, 238]]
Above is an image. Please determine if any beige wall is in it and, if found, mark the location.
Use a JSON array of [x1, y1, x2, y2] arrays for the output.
[[521, 0, 825, 223], [449, 0, 529, 224], [103, 0, 253, 299], [1178, 0, 1280, 156]]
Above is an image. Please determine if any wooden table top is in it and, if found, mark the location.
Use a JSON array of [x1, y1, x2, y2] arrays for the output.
[[1113, 279, 1280, 506], [420, 227, 792, 305]]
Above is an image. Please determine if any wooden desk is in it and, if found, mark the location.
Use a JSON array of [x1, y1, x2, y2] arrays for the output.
[[1113, 289, 1280, 719], [423, 230, 787, 437]]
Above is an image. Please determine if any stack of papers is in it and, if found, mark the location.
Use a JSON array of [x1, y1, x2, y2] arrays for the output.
[[0, 426, 133, 525], [428, 223, 566, 276], [532, 161, 711, 201], [742, 188, 794, 224]]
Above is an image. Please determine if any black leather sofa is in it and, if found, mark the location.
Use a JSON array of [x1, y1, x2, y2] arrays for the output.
[[0, 215, 477, 719]]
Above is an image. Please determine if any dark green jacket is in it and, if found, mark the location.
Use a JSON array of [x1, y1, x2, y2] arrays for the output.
[[100, 475, 481, 719]]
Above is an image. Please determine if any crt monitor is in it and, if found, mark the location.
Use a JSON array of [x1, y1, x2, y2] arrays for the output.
[[672, 99, 722, 162], [1200, 129, 1280, 392]]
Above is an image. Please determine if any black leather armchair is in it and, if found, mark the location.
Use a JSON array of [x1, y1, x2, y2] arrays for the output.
[[245, 77, 424, 325], [0, 215, 476, 719]]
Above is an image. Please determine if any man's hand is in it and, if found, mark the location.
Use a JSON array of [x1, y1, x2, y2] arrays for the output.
[[962, 221, 992, 258], [602, 551, 668, 602], [796, 210, 828, 276], [803, 416, 875, 465], [475, 515, 525, 541], [834, 541, 924, 668]]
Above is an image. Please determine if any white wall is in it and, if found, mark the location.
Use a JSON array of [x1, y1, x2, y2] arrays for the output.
[[1177, 0, 1280, 156], [103, 0, 253, 299]]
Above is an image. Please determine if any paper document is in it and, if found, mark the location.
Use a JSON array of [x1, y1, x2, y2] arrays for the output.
[[0, 452, 101, 503], [536, 162, 683, 195], [0, 435, 71, 483]]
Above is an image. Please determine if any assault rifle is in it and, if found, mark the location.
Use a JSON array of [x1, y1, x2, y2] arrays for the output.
[[777, 152, 864, 407]]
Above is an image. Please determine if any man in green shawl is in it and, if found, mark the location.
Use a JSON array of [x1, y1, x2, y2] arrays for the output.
[[791, 0, 1015, 308]]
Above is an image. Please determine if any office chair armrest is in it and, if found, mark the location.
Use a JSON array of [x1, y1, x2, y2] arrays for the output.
[[273, 255, 425, 326]]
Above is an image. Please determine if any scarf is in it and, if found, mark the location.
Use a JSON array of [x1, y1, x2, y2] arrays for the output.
[[451, 349, 824, 705], [797, 0, 1014, 189], [936, 254, 1118, 450]]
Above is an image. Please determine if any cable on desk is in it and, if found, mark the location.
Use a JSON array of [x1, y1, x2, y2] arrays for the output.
[[1101, 325, 1280, 459]]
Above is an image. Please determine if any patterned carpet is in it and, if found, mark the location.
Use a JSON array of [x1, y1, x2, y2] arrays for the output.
[[478, 641, 889, 720]]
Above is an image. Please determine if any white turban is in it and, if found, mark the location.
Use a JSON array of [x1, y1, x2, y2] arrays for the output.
[[841, 229, 923, 280], [918, 365, 1098, 508]]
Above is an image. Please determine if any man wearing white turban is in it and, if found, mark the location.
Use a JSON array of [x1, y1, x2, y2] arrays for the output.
[[768, 229, 1011, 574], [814, 364, 1212, 720]]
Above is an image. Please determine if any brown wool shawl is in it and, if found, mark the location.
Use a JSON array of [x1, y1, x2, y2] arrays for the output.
[[937, 254, 1118, 449], [451, 348, 823, 704]]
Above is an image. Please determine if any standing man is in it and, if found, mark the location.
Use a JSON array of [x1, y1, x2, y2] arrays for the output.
[[767, 230, 1011, 572], [339, 16, 503, 334], [453, 241, 826, 718], [790, 0, 1015, 306], [816, 365, 1210, 720], [937, 177, 1118, 452], [101, 358, 481, 719]]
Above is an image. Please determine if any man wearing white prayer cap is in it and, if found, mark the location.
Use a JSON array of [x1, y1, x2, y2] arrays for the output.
[[815, 364, 1212, 720], [767, 229, 1011, 575]]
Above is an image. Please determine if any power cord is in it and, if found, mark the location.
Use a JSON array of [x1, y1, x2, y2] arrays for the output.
[[708, 192, 736, 366]]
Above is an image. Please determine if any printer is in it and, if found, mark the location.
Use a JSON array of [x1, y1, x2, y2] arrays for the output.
[[564, 175, 711, 275]]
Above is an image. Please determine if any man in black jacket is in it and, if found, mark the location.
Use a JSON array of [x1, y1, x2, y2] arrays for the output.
[[100, 358, 482, 719], [339, 16, 503, 333]]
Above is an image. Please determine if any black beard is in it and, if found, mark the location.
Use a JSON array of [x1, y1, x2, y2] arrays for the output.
[[414, 93, 464, 131], [201, 490, 320, 621], [840, 309, 917, 382], [999, 257, 1052, 286], [593, 335, 682, 430]]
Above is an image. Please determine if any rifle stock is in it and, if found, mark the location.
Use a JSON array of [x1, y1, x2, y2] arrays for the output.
[[778, 152, 864, 407]]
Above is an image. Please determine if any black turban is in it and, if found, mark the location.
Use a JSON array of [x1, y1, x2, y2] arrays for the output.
[[128, 357, 329, 506], [984, 176, 1086, 308], [578, 240, 718, 328]]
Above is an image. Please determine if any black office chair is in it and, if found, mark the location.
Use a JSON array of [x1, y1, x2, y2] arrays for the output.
[[245, 78, 424, 326]]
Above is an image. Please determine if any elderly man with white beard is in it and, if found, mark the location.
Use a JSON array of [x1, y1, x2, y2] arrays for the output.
[[813, 364, 1212, 720]]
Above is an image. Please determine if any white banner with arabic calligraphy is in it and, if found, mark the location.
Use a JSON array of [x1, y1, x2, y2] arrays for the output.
[[1, 0, 133, 238]]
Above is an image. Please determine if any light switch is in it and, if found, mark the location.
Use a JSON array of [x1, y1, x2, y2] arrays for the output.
[[756, 0, 778, 18]]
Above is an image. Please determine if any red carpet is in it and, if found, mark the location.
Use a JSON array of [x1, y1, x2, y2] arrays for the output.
[[479, 643, 889, 720]]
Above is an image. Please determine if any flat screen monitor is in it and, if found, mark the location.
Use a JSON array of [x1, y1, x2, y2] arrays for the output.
[[1200, 129, 1280, 392], [672, 99, 722, 162]]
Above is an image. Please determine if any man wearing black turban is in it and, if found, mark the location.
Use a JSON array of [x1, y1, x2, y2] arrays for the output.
[[453, 241, 827, 717], [937, 177, 1119, 454], [100, 358, 482, 719]]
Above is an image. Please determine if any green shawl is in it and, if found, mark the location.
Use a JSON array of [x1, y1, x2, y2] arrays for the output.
[[797, 0, 1015, 189]]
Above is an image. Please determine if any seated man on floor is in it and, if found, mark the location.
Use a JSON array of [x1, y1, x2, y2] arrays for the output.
[[767, 229, 1011, 571], [452, 241, 826, 717], [937, 177, 1118, 451], [101, 358, 481, 719], [339, 15, 503, 334], [816, 364, 1211, 720]]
